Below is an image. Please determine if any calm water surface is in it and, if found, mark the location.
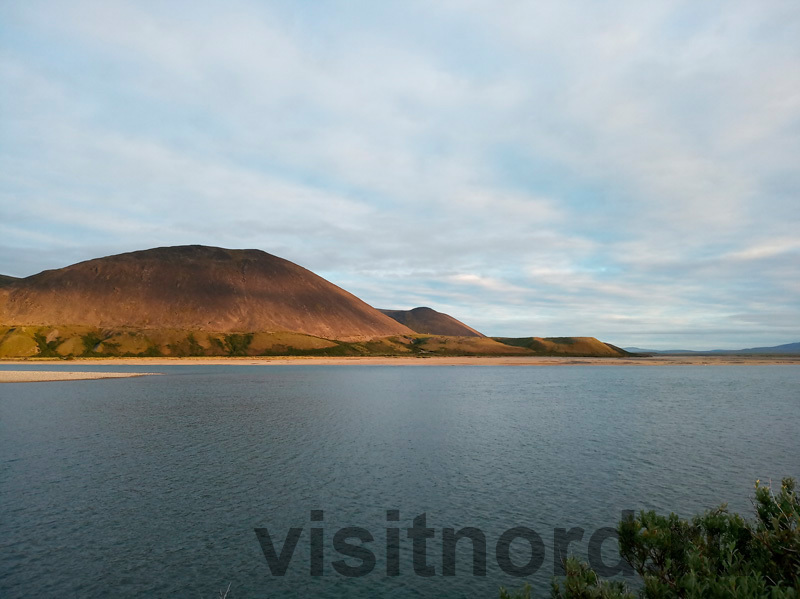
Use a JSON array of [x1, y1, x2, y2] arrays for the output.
[[1, 365, 798, 598]]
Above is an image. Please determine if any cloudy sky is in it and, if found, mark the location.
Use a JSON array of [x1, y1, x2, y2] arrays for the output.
[[1, 0, 798, 349]]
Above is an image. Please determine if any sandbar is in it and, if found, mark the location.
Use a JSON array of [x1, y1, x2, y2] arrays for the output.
[[0, 371, 159, 383]]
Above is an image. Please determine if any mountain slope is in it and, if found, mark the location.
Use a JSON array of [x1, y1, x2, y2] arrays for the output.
[[0, 274, 18, 288], [0, 246, 412, 340], [379, 307, 484, 337]]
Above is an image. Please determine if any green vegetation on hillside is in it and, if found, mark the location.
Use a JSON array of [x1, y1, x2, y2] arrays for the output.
[[33, 332, 60, 357], [224, 333, 254, 356], [0, 325, 629, 359], [80, 331, 105, 356], [501, 478, 799, 598]]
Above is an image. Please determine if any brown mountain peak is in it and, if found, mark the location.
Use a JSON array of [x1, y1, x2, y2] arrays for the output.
[[0, 245, 412, 340], [379, 306, 485, 337]]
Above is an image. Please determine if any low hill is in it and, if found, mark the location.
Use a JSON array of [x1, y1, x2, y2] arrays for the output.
[[624, 342, 800, 355], [494, 336, 629, 357], [379, 307, 484, 337], [0, 246, 412, 340], [741, 342, 800, 354]]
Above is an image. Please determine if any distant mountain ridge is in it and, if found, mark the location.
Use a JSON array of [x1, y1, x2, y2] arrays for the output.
[[379, 307, 484, 337], [625, 342, 800, 355]]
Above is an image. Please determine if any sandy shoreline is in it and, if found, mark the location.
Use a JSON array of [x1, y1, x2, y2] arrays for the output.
[[1, 355, 798, 368], [2, 356, 796, 383], [0, 371, 160, 383]]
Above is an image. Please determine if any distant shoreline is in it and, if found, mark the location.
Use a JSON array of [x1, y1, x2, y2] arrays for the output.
[[2, 355, 799, 368]]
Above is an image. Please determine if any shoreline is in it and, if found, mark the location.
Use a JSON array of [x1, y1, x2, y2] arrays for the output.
[[1, 355, 799, 367], [0, 371, 160, 383]]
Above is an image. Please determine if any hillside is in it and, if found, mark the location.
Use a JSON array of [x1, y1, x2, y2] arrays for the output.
[[494, 336, 629, 357], [0, 274, 18, 287], [0, 325, 630, 359], [0, 246, 412, 340], [379, 307, 484, 337]]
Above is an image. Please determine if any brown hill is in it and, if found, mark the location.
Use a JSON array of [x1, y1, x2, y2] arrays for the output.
[[379, 307, 484, 337], [0, 246, 412, 340], [493, 336, 629, 357]]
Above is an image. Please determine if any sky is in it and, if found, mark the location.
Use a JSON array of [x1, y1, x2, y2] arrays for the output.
[[1, 0, 798, 349]]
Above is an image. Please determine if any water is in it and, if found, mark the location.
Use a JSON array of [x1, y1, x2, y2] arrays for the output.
[[1, 365, 798, 598]]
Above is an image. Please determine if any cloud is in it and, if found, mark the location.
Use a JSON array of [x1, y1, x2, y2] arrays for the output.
[[725, 239, 800, 262], [1, 0, 798, 349]]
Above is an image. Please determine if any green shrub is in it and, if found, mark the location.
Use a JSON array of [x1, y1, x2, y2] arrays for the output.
[[80, 332, 105, 356], [139, 344, 163, 358], [260, 341, 359, 357], [503, 478, 799, 598], [101, 341, 120, 354], [224, 333, 253, 356], [168, 334, 205, 357], [551, 559, 635, 599], [33, 332, 60, 357], [186, 334, 204, 356], [209, 336, 226, 355]]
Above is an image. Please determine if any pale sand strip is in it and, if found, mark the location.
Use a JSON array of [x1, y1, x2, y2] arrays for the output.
[[1, 356, 798, 367], [0, 371, 159, 383]]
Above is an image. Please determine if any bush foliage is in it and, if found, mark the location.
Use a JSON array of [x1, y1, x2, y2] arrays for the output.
[[502, 478, 799, 598], [223, 333, 253, 356], [33, 332, 60, 357]]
